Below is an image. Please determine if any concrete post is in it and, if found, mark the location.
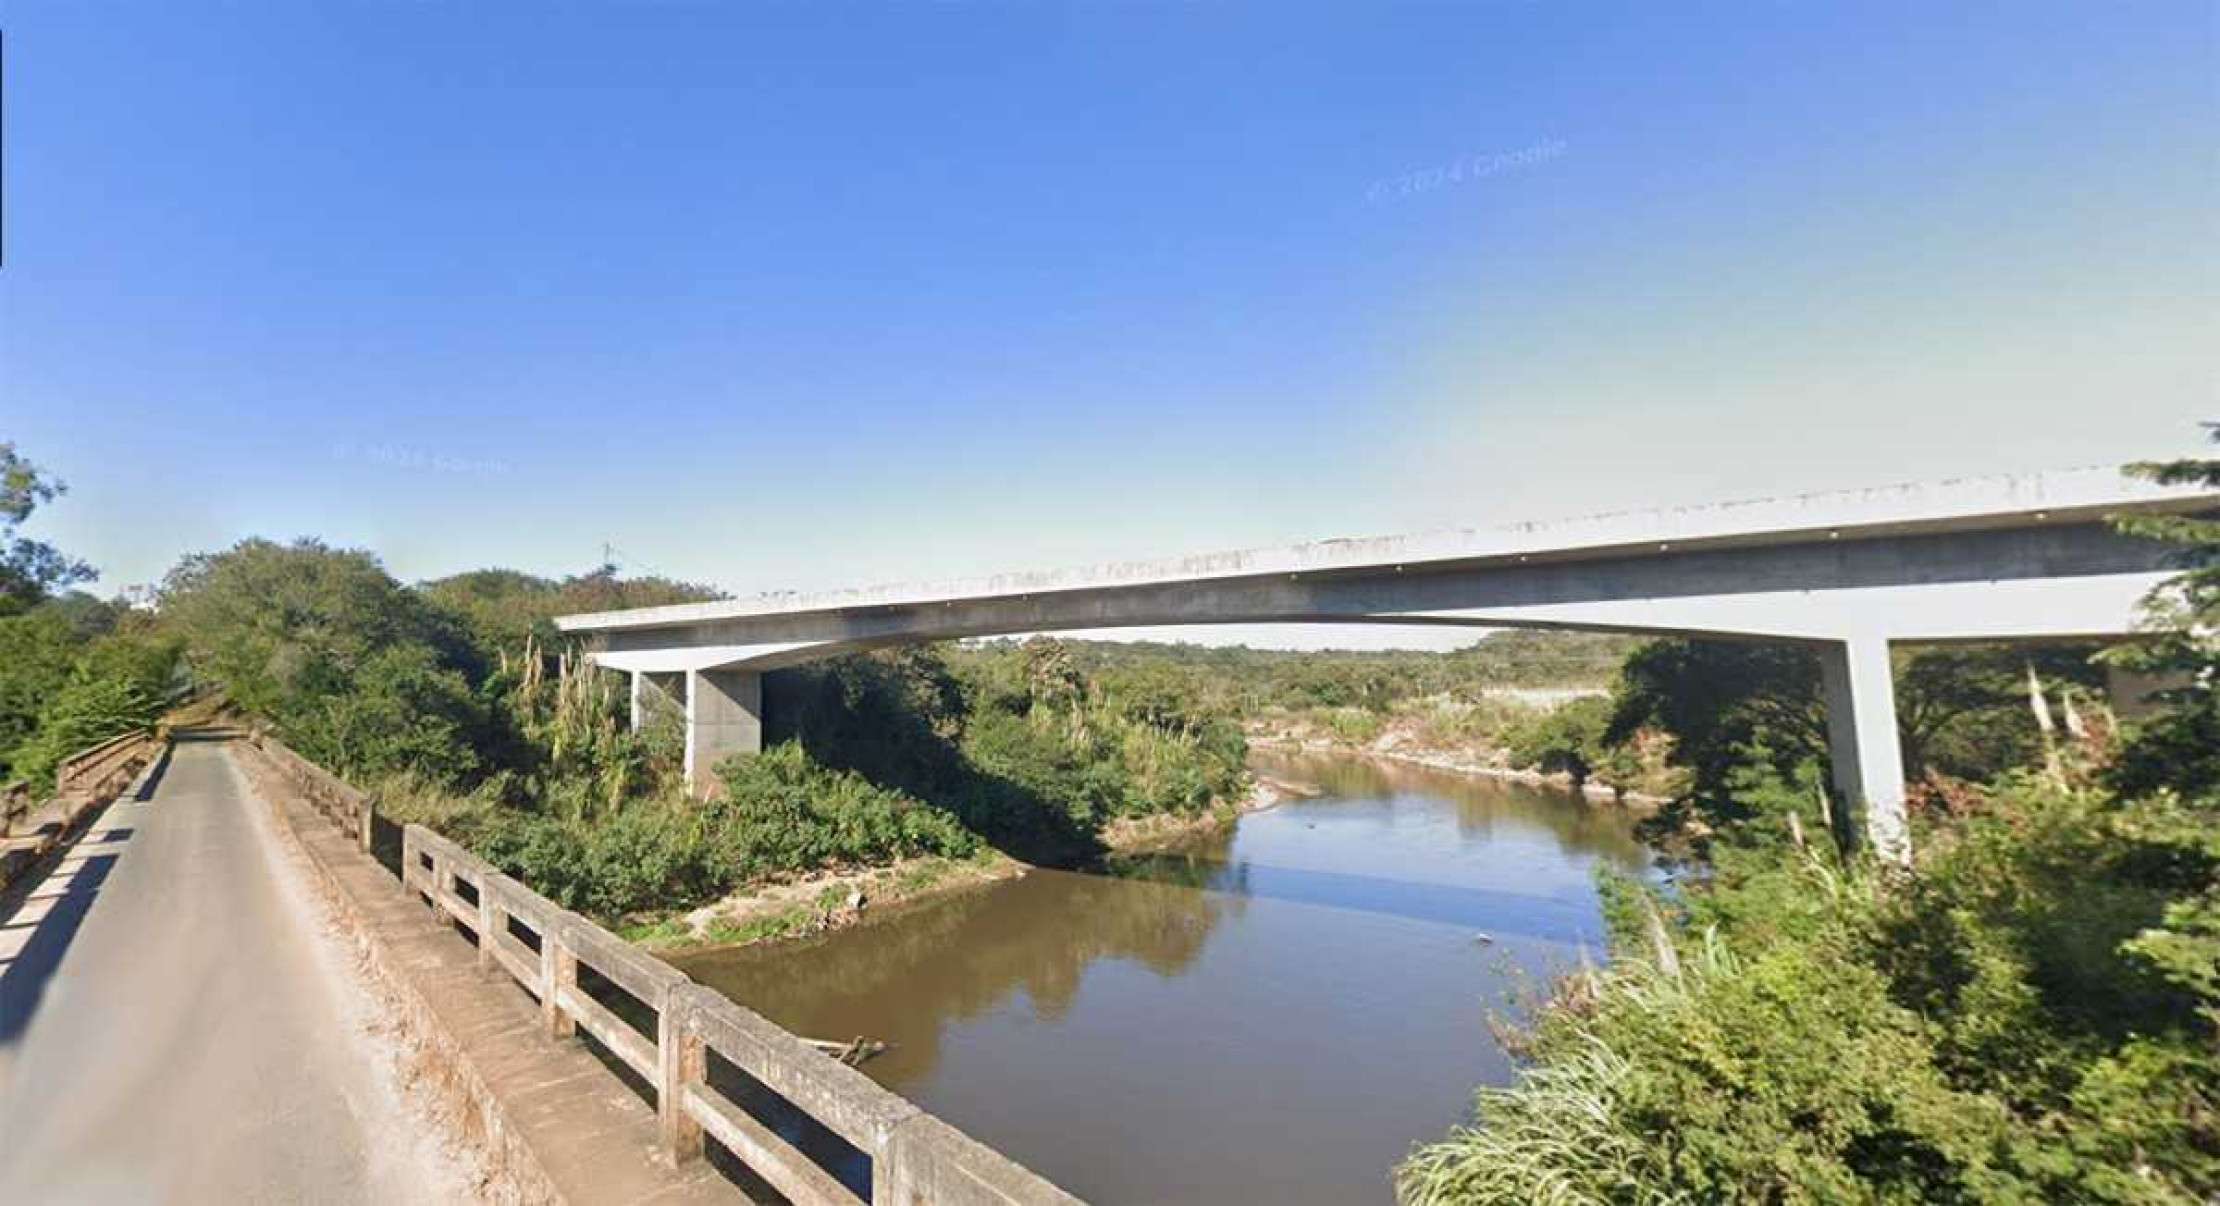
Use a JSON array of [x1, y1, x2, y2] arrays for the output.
[[544, 919, 578, 1040], [684, 668, 763, 796], [657, 991, 706, 1164], [1818, 635, 1910, 865], [477, 887, 497, 973]]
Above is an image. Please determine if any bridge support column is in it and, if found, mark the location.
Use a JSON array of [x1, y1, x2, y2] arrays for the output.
[[684, 668, 762, 796], [1819, 635, 1910, 866], [629, 671, 683, 732]]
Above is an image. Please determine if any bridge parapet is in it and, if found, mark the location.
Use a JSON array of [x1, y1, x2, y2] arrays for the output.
[[252, 733, 1082, 1205], [2, 729, 163, 891]]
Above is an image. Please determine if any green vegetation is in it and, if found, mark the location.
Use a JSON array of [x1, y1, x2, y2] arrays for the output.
[[0, 447, 181, 790], [1, 442, 94, 616], [1499, 695, 1642, 795], [145, 538, 1246, 921], [371, 634, 1247, 921], [464, 744, 982, 919], [1609, 639, 2108, 848], [1399, 442, 2220, 1203], [1, 444, 1251, 924]]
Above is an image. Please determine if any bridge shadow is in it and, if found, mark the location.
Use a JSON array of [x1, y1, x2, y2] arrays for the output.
[[0, 826, 135, 1048], [130, 742, 175, 803]]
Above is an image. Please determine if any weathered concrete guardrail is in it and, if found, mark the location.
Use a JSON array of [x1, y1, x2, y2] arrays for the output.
[[250, 732, 1082, 1206], [1, 780, 32, 838], [1, 729, 164, 890]]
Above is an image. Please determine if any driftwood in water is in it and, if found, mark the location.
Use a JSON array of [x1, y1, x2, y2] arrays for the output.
[[805, 1036, 891, 1066]]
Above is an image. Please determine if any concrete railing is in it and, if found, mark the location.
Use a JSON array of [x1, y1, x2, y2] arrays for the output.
[[1, 729, 164, 888], [250, 736, 378, 853], [1, 779, 34, 839], [56, 730, 153, 800], [250, 732, 1082, 1206]]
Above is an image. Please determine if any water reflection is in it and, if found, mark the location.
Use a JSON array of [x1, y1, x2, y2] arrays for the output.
[[684, 865, 1243, 1090], [680, 752, 1652, 1204], [1253, 749, 1654, 866]]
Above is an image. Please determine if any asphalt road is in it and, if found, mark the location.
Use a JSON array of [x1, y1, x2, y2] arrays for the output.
[[0, 740, 471, 1202]]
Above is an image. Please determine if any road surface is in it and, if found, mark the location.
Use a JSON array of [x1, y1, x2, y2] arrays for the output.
[[0, 739, 477, 1201]]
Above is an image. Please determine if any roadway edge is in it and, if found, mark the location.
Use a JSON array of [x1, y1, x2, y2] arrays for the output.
[[231, 738, 562, 1205]]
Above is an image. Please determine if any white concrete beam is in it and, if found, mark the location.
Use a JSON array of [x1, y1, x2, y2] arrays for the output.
[[1377, 572, 2170, 645], [589, 642, 838, 675]]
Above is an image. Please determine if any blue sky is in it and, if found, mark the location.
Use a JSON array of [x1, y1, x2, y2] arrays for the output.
[[4, 1, 2214, 648]]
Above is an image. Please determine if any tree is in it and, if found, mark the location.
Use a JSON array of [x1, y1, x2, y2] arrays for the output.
[[1892, 644, 2105, 782], [1503, 696, 1622, 790], [7, 632, 181, 791], [2107, 430, 2220, 797], [1607, 640, 1829, 820], [158, 538, 491, 784], [419, 566, 719, 663], [0, 609, 84, 779], [1613, 637, 2111, 838], [1, 443, 95, 616]]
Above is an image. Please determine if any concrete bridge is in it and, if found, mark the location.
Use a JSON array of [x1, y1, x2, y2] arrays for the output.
[[557, 466, 2220, 862]]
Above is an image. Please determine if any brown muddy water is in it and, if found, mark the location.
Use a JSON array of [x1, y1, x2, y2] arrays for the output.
[[678, 751, 1654, 1204]]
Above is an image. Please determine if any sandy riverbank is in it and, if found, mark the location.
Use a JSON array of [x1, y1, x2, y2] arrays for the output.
[[1248, 733, 1670, 807]]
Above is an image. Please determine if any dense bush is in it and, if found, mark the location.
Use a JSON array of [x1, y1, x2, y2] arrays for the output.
[[0, 609, 85, 778], [1402, 776, 2219, 1204], [1500, 695, 1631, 791], [156, 539, 498, 786], [705, 743, 980, 878], [1035, 630, 1637, 719], [4, 626, 181, 791], [765, 640, 1249, 864], [470, 744, 979, 919]]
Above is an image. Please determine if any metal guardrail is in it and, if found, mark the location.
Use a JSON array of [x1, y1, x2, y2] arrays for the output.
[[247, 732, 1081, 1206]]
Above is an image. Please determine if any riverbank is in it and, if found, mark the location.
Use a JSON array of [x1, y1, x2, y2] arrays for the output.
[[624, 848, 1024, 953], [1099, 770, 1317, 851], [1248, 730, 1671, 806], [630, 774, 1307, 955]]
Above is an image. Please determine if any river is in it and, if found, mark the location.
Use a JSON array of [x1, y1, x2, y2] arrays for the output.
[[678, 751, 1654, 1204]]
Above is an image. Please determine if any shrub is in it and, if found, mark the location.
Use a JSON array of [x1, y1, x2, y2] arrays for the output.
[[1401, 777, 2220, 1204], [6, 631, 181, 791], [703, 742, 979, 882]]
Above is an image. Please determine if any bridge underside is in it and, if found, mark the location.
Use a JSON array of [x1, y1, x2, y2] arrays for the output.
[[574, 514, 2196, 865]]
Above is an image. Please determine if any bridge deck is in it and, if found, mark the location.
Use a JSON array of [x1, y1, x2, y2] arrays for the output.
[[0, 741, 476, 1200]]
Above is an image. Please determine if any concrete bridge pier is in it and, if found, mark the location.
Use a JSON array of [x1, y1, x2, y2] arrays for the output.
[[682, 669, 762, 795], [1819, 635, 1910, 865]]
